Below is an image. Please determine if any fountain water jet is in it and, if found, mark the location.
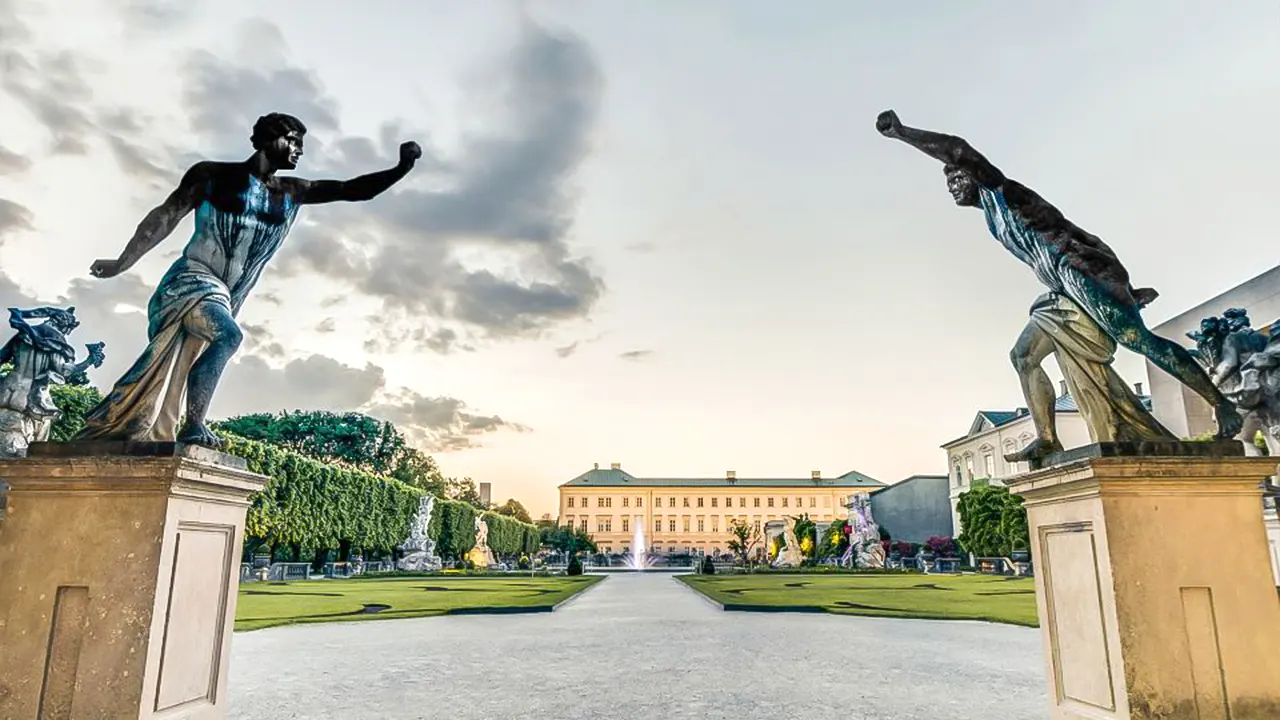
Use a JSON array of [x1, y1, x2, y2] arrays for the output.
[[623, 514, 651, 570]]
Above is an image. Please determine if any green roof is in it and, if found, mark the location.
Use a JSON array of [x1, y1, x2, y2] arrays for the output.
[[560, 467, 884, 488]]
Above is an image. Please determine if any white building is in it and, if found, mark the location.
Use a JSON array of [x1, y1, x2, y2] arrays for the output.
[[941, 381, 1150, 533]]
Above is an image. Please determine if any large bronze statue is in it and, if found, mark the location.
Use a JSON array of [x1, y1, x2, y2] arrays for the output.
[[79, 113, 421, 448], [877, 110, 1243, 465]]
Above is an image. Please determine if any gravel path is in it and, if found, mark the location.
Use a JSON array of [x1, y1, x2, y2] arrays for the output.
[[227, 572, 1048, 720]]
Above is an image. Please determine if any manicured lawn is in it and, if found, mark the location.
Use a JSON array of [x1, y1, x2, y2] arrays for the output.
[[235, 575, 603, 632], [679, 573, 1039, 627]]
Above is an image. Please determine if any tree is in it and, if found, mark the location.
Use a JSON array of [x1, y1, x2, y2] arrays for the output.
[[215, 410, 405, 473], [214, 410, 450, 493], [388, 447, 447, 495], [492, 498, 533, 524], [445, 476, 486, 509], [726, 519, 762, 571], [957, 484, 1030, 557], [49, 383, 104, 442], [539, 524, 596, 555]]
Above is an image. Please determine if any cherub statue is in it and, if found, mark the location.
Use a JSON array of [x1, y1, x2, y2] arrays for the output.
[[0, 306, 106, 456], [1187, 308, 1280, 456]]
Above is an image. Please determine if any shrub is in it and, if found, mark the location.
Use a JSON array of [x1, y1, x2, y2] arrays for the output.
[[566, 555, 583, 576], [957, 484, 1029, 556], [700, 555, 716, 575]]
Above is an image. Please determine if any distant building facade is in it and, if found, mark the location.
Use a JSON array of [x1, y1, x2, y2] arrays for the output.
[[941, 382, 1152, 532], [869, 475, 954, 543], [557, 463, 883, 555]]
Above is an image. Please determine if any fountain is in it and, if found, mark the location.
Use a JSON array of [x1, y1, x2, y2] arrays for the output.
[[623, 514, 652, 570]]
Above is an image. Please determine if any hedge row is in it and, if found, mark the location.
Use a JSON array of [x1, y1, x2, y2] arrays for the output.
[[222, 434, 538, 558]]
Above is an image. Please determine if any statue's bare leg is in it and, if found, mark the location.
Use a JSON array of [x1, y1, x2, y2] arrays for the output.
[[1090, 295, 1245, 439], [1007, 319, 1063, 464], [178, 300, 243, 448]]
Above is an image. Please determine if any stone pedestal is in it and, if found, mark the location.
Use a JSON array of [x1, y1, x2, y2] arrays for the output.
[[1006, 451, 1280, 720], [0, 442, 266, 720]]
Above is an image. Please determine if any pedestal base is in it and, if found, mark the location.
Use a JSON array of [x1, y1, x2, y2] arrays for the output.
[[1007, 453, 1280, 719], [0, 443, 265, 719]]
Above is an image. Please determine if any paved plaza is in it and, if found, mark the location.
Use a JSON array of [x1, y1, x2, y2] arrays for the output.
[[228, 573, 1048, 719]]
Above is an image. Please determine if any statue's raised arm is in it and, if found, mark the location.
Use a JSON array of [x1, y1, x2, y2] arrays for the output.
[[90, 162, 212, 280], [876, 110, 1006, 190]]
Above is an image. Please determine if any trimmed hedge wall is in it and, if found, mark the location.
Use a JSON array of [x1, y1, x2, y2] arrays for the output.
[[222, 433, 537, 560]]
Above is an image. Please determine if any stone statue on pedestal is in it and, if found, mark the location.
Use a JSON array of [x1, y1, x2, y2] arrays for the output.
[[468, 515, 497, 568], [877, 110, 1243, 468], [396, 495, 443, 572], [76, 112, 421, 448], [845, 494, 885, 569], [0, 307, 105, 457], [772, 516, 804, 568]]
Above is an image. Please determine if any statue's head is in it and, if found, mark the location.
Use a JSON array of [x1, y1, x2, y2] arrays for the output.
[[250, 112, 307, 171], [22, 306, 79, 334], [943, 164, 980, 207]]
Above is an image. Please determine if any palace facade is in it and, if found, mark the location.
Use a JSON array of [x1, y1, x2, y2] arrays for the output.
[[557, 463, 884, 555]]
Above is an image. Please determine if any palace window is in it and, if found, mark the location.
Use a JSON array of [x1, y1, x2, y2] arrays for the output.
[[637, 497, 643, 507], [711, 518, 719, 533], [697, 517, 704, 532], [710, 497, 717, 508], [568, 497, 574, 508], [622, 517, 630, 532], [683, 497, 690, 507], [739, 497, 746, 507], [768, 498, 775, 507], [669, 497, 675, 507], [579, 519, 587, 531], [683, 518, 690, 532], [754, 498, 761, 507], [623, 497, 629, 507], [597, 497, 604, 507], [796, 497, 802, 507], [697, 497, 704, 507], [809, 496, 816, 507], [753, 520, 761, 533], [598, 518, 612, 532], [654, 519, 661, 533], [669, 520, 676, 532], [781, 498, 788, 508], [656, 497, 662, 508]]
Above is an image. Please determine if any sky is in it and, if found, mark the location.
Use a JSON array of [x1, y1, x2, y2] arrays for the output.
[[1, 0, 1278, 517]]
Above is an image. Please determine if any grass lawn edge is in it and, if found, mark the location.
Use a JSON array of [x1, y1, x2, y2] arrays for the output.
[[674, 574, 1039, 629], [234, 575, 605, 633]]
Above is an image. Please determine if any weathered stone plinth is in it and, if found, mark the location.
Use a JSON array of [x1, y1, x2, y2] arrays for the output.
[[1006, 450, 1280, 720], [0, 442, 266, 719]]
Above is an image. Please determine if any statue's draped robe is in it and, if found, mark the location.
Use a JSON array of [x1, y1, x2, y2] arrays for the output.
[[0, 315, 76, 452], [78, 175, 298, 441], [979, 186, 1173, 443]]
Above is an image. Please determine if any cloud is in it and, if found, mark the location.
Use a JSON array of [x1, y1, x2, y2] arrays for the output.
[[315, 317, 336, 333], [211, 353, 523, 452], [555, 341, 578, 358], [0, 198, 35, 238], [171, 16, 606, 349], [216, 354, 387, 416], [365, 390, 530, 452], [619, 350, 654, 362], [0, 146, 31, 174], [112, 0, 196, 31]]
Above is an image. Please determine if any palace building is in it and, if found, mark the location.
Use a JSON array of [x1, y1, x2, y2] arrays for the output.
[[557, 463, 884, 556]]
